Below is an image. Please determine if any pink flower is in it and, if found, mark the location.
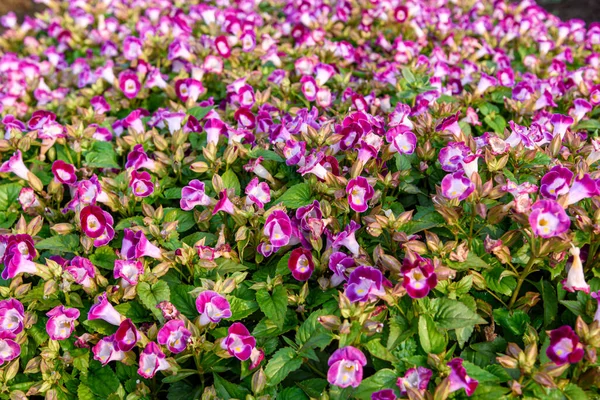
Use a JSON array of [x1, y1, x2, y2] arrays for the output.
[[245, 178, 271, 208], [88, 293, 123, 326], [264, 210, 293, 247], [529, 200, 570, 238], [288, 248, 314, 281], [0, 150, 30, 180], [175, 78, 204, 103], [125, 144, 156, 170], [330, 221, 361, 256], [18, 187, 40, 211], [118, 71, 141, 99], [138, 342, 169, 378], [441, 172, 475, 201], [123, 36, 143, 60], [345, 266, 385, 303], [564, 174, 599, 206], [0, 338, 20, 366], [562, 246, 590, 294], [115, 319, 140, 352], [90, 96, 111, 114], [121, 229, 162, 260], [329, 252, 354, 286], [546, 326, 584, 366], [327, 346, 367, 388], [196, 290, 232, 325], [402, 254, 437, 299], [397, 367, 432, 395], [180, 180, 212, 210], [51, 160, 77, 185], [387, 126, 417, 154], [221, 322, 256, 361], [300, 76, 318, 102], [114, 260, 144, 287], [1, 234, 37, 280], [129, 170, 154, 198], [94, 211, 115, 248], [63, 256, 95, 287], [93, 334, 125, 366], [213, 190, 236, 215], [215, 36, 231, 58], [540, 166, 573, 200], [371, 390, 395, 400], [80, 205, 107, 238], [46, 305, 79, 340], [157, 320, 191, 353], [0, 298, 24, 339], [448, 358, 478, 396], [346, 176, 374, 213]]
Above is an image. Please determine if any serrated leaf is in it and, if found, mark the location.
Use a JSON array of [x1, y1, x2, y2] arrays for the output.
[[113, 301, 150, 323], [228, 296, 259, 321], [188, 106, 213, 120], [89, 246, 117, 270], [163, 187, 183, 199], [137, 281, 171, 321], [273, 183, 312, 209], [87, 361, 120, 398], [492, 309, 530, 336], [221, 169, 241, 195], [77, 384, 96, 400], [418, 315, 446, 354], [354, 369, 397, 400], [563, 383, 589, 400], [276, 251, 292, 275], [538, 279, 558, 327], [297, 378, 328, 398], [0, 182, 22, 211], [85, 141, 119, 169], [365, 338, 398, 362], [213, 373, 250, 399], [73, 352, 90, 373], [248, 148, 284, 162], [170, 285, 197, 320], [432, 298, 487, 329], [264, 347, 302, 386], [256, 286, 288, 330], [164, 208, 195, 232], [36, 234, 80, 253]]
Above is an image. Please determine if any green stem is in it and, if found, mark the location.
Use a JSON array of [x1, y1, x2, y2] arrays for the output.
[[509, 238, 538, 309]]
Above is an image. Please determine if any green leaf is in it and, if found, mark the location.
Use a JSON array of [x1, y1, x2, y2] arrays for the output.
[[365, 338, 398, 362], [538, 279, 558, 327], [188, 106, 213, 120], [169, 285, 197, 320], [256, 286, 288, 330], [248, 148, 284, 162], [463, 361, 500, 383], [77, 384, 96, 400], [395, 153, 412, 171], [113, 301, 150, 323], [274, 183, 312, 209], [85, 141, 119, 169], [36, 234, 80, 253], [275, 251, 292, 275], [114, 216, 145, 231], [279, 387, 309, 400], [354, 369, 397, 400], [297, 379, 328, 398], [575, 119, 600, 131], [82, 319, 117, 336], [221, 169, 241, 195], [228, 296, 259, 321], [164, 208, 195, 232], [484, 114, 506, 134], [447, 252, 491, 271], [418, 315, 446, 354], [163, 187, 183, 199], [0, 182, 22, 211], [89, 246, 118, 270], [264, 347, 303, 387], [563, 383, 589, 400], [213, 373, 250, 399], [401, 67, 416, 84], [87, 361, 120, 398], [162, 370, 198, 383], [181, 231, 217, 247], [484, 266, 516, 296], [73, 351, 90, 373], [432, 298, 487, 329], [137, 281, 171, 321], [493, 309, 530, 336], [168, 381, 199, 400]]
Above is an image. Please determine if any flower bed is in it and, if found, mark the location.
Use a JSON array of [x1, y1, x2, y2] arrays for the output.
[[0, 0, 599, 399]]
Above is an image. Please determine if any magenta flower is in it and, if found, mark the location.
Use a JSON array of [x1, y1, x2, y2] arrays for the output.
[[91, 96, 111, 114], [204, 118, 227, 145], [331, 221, 361, 256], [371, 390, 395, 400], [80, 205, 107, 239], [221, 322, 256, 361], [18, 187, 40, 211], [94, 211, 115, 248], [157, 320, 191, 354], [387, 125, 417, 154], [448, 358, 479, 396], [288, 248, 314, 281], [121, 229, 162, 260], [571, 98, 592, 122], [264, 210, 293, 248], [138, 342, 169, 379], [115, 319, 140, 352], [129, 170, 154, 198], [540, 166, 573, 199], [88, 293, 123, 326], [346, 176, 374, 213], [51, 160, 77, 185], [175, 78, 204, 103], [92, 334, 125, 366], [300, 76, 318, 102], [329, 252, 354, 286], [592, 291, 600, 323], [46, 305, 80, 341], [0, 298, 24, 339], [314, 63, 336, 85], [1, 234, 37, 280], [441, 172, 475, 201], [196, 290, 232, 326], [125, 144, 156, 170], [327, 346, 367, 388], [435, 112, 462, 137], [345, 266, 385, 303], [528, 200, 570, 238], [397, 367, 432, 396], [245, 178, 271, 209], [546, 326, 584, 366], [123, 36, 143, 60], [402, 255, 437, 299], [64, 256, 95, 288], [550, 114, 574, 138], [215, 35, 231, 58], [0, 150, 30, 181], [180, 180, 212, 211], [118, 71, 141, 99], [213, 190, 236, 215], [564, 174, 599, 206], [562, 246, 590, 294], [114, 260, 144, 287], [0, 338, 20, 365]]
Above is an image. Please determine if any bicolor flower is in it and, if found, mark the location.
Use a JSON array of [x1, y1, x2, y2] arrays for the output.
[[88, 293, 123, 326], [528, 200, 570, 238], [564, 174, 599, 206], [397, 367, 432, 396], [346, 176, 374, 213], [80, 205, 107, 238], [441, 172, 475, 201], [0, 150, 30, 181], [448, 358, 479, 396], [401, 254, 438, 299], [562, 245, 590, 294], [215, 35, 231, 58], [435, 112, 462, 138], [1, 234, 37, 280], [300, 76, 318, 102], [118, 71, 141, 99], [387, 126, 417, 154], [51, 160, 77, 185], [196, 290, 232, 326], [592, 291, 600, 323], [288, 248, 314, 281], [0, 298, 24, 339], [331, 221, 361, 256], [327, 346, 367, 388], [540, 166, 573, 199], [129, 170, 154, 197], [221, 322, 256, 361], [345, 266, 385, 303], [213, 190, 236, 215], [204, 118, 227, 145], [175, 78, 204, 103], [245, 178, 271, 208], [121, 229, 162, 260], [371, 390, 395, 400], [138, 342, 169, 379], [125, 144, 156, 171], [94, 211, 115, 248], [264, 210, 293, 247], [329, 252, 354, 286], [550, 114, 574, 138], [92, 334, 125, 366], [180, 180, 212, 211], [63, 256, 95, 288], [546, 326, 584, 366], [157, 320, 191, 354], [114, 260, 144, 287], [46, 305, 80, 341], [115, 319, 140, 352]]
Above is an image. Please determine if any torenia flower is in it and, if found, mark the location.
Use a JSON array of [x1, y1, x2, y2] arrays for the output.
[[528, 200, 570, 238], [346, 176, 374, 213], [129, 170, 154, 197], [401, 254, 437, 299], [327, 346, 367, 388], [51, 160, 77, 185], [331, 221, 361, 256], [387, 125, 417, 154], [125, 144, 156, 170], [18, 187, 40, 211], [63, 256, 95, 287], [546, 326, 584, 366], [221, 322, 256, 361], [196, 290, 232, 325], [114, 260, 144, 287], [88, 293, 123, 326], [0, 299, 24, 339], [540, 166, 573, 199], [592, 291, 600, 323], [564, 174, 599, 206], [1, 234, 37, 280], [121, 229, 162, 260], [115, 319, 140, 352], [562, 245, 589, 294], [371, 390, 395, 400], [46, 305, 80, 340], [245, 178, 271, 208], [345, 266, 385, 302], [0, 338, 20, 365], [448, 358, 478, 396], [119, 71, 141, 99], [157, 320, 191, 353], [180, 180, 212, 211], [441, 172, 474, 201], [93, 334, 125, 366], [264, 210, 293, 247], [288, 248, 314, 281], [329, 252, 354, 286], [80, 205, 107, 238], [213, 190, 236, 215], [397, 367, 432, 395], [138, 342, 169, 379], [0, 150, 30, 180]]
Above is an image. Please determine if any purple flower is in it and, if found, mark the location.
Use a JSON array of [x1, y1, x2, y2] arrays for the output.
[[175, 78, 204, 103], [564, 174, 599, 206], [0, 299, 24, 339], [288, 248, 314, 281], [592, 291, 600, 323], [371, 389, 395, 400], [546, 326, 584, 366], [114, 260, 144, 287], [88, 293, 123, 326], [46, 305, 80, 341], [346, 176, 374, 213], [64, 256, 95, 288], [436, 112, 462, 138], [51, 160, 77, 185], [125, 144, 156, 170], [300, 76, 318, 102], [115, 319, 140, 352], [387, 126, 417, 155], [157, 320, 191, 354], [402, 255, 437, 299], [329, 252, 354, 286], [18, 187, 40, 211], [441, 172, 475, 201], [92, 334, 125, 366], [80, 205, 107, 239], [91, 96, 111, 114], [562, 246, 590, 294], [245, 178, 271, 209], [540, 166, 573, 199], [204, 118, 227, 145], [129, 170, 154, 198], [331, 221, 361, 256], [180, 180, 212, 211], [448, 358, 478, 396], [121, 229, 162, 260], [0, 150, 30, 181], [264, 210, 293, 248], [397, 367, 432, 395], [195, 290, 232, 326], [138, 342, 169, 379], [221, 322, 256, 361], [1, 234, 37, 280], [345, 266, 385, 303], [118, 71, 141, 99], [571, 98, 592, 122], [327, 346, 367, 388], [94, 211, 115, 248], [215, 35, 231, 58], [528, 200, 570, 238], [0, 338, 20, 366], [550, 114, 574, 138], [123, 36, 143, 60], [213, 190, 236, 215]]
